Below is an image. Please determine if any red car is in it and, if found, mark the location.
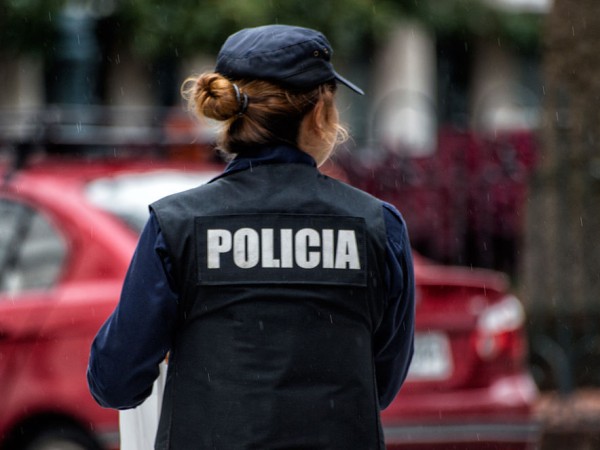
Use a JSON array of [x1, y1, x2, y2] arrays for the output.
[[384, 254, 540, 449], [0, 152, 539, 449]]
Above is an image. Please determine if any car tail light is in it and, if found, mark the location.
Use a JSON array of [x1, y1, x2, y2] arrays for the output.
[[475, 295, 526, 363]]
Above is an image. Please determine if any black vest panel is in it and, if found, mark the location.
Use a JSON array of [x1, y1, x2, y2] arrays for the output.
[[151, 162, 388, 450]]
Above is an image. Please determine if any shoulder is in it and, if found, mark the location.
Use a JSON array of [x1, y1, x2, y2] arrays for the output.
[[320, 172, 385, 207], [381, 201, 406, 226], [380, 202, 410, 245], [151, 180, 218, 212]]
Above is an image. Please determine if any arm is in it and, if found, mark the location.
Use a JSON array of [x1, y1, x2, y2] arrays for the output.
[[87, 212, 178, 409], [373, 202, 416, 410]]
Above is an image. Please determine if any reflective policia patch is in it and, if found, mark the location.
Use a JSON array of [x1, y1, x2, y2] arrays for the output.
[[196, 214, 367, 286]]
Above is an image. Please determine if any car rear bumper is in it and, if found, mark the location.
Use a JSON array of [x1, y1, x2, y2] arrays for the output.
[[382, 373, 541, 448], [385, 373, 539, 416], [384, 421, 542, 448]]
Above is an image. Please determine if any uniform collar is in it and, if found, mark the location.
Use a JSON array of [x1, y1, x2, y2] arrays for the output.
[[218, 145, 317, 179]]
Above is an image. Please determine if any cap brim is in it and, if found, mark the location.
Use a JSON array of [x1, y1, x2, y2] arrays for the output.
[[334, 71, 364, 95]]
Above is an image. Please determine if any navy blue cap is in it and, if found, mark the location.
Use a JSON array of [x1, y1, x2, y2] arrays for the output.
[[215, 25, 364, 95]]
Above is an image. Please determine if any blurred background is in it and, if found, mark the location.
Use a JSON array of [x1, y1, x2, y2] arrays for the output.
[[1, 0, 600, 448]]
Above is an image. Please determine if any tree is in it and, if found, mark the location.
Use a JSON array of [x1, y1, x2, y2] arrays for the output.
[[1, 0, 540, 60], [0, 0, 64, 55], [522, 0, 600, 390], [108, 0, 541, 60]]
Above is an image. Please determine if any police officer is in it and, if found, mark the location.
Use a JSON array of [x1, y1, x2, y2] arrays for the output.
[[88, 24, 415, 450]]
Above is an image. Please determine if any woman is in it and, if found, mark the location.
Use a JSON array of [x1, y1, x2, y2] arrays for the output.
[[88, 24, 415, 450]]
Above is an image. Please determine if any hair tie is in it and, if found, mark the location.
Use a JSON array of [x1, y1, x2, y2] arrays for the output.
[[232, 83, 249, 116]]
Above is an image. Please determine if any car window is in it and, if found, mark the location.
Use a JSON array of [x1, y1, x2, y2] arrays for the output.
[[0, 199, 67, 295], [85, 171, 219, 233]]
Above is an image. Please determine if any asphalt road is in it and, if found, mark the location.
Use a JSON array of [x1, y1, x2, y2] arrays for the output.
[[536, 389, 600, 450]]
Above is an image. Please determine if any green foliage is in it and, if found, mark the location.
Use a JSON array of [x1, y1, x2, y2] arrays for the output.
[[412, 0, 543, 50], [0, 0, 65, 55], [0, 0, 542, 58], [112, 0, 394, 60]]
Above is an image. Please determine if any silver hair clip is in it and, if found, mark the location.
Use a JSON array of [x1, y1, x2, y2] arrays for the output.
[[232, 83, 249, 116]]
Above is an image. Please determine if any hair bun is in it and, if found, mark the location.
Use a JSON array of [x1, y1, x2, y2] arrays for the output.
[[191, 74, 240, 121]]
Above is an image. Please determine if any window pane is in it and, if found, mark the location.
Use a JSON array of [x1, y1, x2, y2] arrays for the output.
[[0, 199, 66, 295], [17, 212, 67, 290], [0, 199, 23, 266], [85, 171, 218, 233]]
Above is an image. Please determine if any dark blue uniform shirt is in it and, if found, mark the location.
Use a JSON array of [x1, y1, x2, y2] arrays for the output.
[[88, 146, 415, 411]]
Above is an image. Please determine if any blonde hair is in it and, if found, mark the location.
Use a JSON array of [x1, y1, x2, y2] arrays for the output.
[[181, 73, 348, 156]]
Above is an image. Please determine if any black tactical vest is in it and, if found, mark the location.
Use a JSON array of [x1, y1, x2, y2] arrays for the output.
[[151, 161, 388, 450]]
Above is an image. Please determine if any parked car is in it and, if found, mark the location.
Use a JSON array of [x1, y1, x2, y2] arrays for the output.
[[383, 253, 540, 449], [0, 150, 539, 449]]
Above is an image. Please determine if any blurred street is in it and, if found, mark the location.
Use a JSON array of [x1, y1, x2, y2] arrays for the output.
[[2, 1, 600, 449], [536, 390, 600, 449]]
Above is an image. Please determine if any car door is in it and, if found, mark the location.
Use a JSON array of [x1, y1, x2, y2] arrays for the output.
[[0, 196, 70, 426]]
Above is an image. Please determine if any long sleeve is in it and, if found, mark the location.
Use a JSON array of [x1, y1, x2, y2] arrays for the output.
[[87, 212, 179, 409], [373, 202, 416, 410]]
